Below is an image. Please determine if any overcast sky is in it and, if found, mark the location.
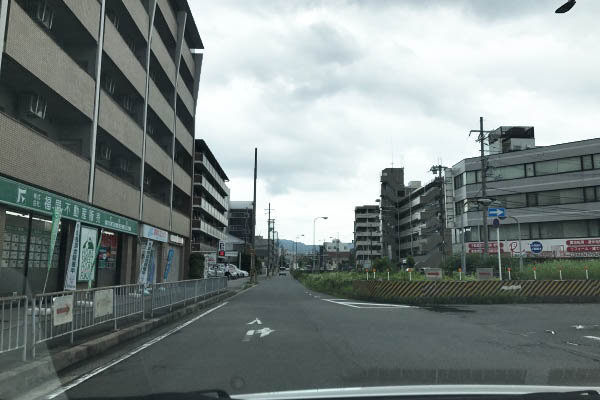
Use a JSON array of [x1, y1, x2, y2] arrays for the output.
[[188, 0, 600, 245]]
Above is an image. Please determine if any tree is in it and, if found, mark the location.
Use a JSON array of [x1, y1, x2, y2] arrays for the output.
[[189, 253, 205, 279], [372, 257, 395, 272], [406, 256, 415, 268]]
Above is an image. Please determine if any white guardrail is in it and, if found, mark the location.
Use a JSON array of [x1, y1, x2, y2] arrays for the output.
[[0, 277, 227, 360]]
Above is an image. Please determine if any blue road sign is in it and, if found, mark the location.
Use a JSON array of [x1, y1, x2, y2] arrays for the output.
[[530, 241, 543, 253], [488, 207, 506, 218], [492, 218, 500, 228]]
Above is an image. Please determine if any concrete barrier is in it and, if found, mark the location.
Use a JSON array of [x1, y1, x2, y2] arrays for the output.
[[353, 280, 600, 303]]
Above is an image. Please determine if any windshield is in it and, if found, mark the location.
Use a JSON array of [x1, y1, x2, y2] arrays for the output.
[[1, 0, 600, 399]]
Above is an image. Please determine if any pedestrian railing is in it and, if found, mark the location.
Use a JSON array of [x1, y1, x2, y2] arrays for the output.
[[150, 277, 227, 317], [0, 295, 28, 361], [24, 277, 227, 359]]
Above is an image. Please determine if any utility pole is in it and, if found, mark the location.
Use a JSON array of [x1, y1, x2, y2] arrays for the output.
[[266, 203, 271, 277], [430, 164, 448, 267], [479, 117, 489, 257], [251, 148, 257, 283]]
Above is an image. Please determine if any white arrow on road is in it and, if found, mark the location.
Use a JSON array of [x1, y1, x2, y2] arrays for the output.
[[256, 327, 274, 338], [247, 318, 262, 325]]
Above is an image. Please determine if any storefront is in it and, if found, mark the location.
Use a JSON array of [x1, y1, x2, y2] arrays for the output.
[[139, 224, 169, 284], [0, 175, 138, 295], [166, 234, 184, 282]]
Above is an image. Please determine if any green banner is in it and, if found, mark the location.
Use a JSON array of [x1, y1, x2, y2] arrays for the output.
[[42, 205, 62, 294], [0, 175, 138, 234]]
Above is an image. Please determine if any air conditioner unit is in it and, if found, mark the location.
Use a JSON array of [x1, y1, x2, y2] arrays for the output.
[[102, 75, 116, 95], [117, 158, 130, 173], [23, 93, 47, 119], [106, 10, 119, 30], [98, 143, 112, 161]]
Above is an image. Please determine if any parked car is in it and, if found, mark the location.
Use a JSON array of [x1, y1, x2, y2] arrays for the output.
[[279, 267, 286, 276], [207, 265, 225, 278], [236, 267, 249, 278]]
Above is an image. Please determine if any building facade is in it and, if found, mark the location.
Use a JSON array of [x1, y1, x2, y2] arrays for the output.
[[227, 200, 254, 244], [323, 239, 352, 269], [446, 130, 600, 259], [354, 205, 382, 268], [191, 139, 229, 252], [0, 0, 202, 294], [379, 168, 404, 262]]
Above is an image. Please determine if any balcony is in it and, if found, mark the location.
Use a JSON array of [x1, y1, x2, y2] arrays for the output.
[[171, 209, 190, 237], [181, 41, 195, 81], [176, 117, 193, 155], [148, 79, 174, 134], [98, 91, 143, 157], [63, 0, 100, 40], [199, 198, 228, 226], [151, 27, 176, 84], [5, 2, 95, 118], [157, 0, 178, 40], [192, 220, 226, 241], [174, 163, 192, 193], [145, 136, 172, 181], [143, 194, 170, 230], [122, 0, 149, 39], [177, 73, 195, 116], [93, 168, 140, 219]]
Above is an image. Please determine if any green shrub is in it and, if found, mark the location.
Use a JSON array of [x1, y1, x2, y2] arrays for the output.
[[189, 253, 205, 279]]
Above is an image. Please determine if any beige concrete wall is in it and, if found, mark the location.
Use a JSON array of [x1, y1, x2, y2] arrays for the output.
[[0, 113, 89, 201], [123, 0, 149, 39], [181, 40, 194, 77], [63, 0, 100, 40], [148, 80, 174, 133], [173, 163, 191, 193], [151, 29, 176, 84], [177, 72, 195, 116], [171, 209, 190, 238], [175, 117, 193, 156], [142, 194, 170, 230], [103, 19, 146, 97], [98, 91, 143, 157], [5, 2, 95, 118], [93, 168, 140, 219], [157, 0, 178, 42], [145, 136, 172, 180]]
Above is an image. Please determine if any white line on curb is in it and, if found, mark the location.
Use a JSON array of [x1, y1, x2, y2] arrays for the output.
[[46, 302, 229, 399]]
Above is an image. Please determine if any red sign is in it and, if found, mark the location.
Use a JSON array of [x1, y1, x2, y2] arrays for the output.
[[218, 250, 225, 257], [567, 246, 600, 252], [468, 242, 504, 249], [56, 305, 71, 315]]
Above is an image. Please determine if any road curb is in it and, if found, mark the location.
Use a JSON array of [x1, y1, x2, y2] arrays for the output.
[[0, 290, 236, 399]]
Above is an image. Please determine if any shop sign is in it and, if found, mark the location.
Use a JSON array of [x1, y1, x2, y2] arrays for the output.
[[141, 224, 168, 242], [138, 240, 154, 285], [164, 249, 174, 280], [94, 289, 113, 319], [78, 226, 98, 282], [169, 234, 184, 245], [53, 295, 73, 326], [0, 175, 138, 234]]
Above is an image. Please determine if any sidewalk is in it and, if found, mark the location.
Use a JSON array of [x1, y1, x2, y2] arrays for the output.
[[0, 281, 249, 400]]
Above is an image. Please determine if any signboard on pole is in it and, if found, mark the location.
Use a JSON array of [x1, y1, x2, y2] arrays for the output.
[[53, 295, 73, 326], [218, 241, 225, 257], [476, 268, 494, 280], [42, 204, 62, 293], [164, 249, 174, 281], [147, 252, 156, 284], [138, 240, 154, 285], [93, 289, 113, 318], [488, 208, 506, 218], [64, 222, 81, 291], [78, 226, 98, 282], [204, 252, 217, 278], [424, 268, 443, 281]]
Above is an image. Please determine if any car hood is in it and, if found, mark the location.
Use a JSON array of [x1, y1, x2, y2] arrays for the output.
[[234, 385, 600, 400]]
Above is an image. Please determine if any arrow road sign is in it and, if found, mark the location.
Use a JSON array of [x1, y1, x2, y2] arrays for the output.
[[247, 318, 262, 325], [488, 207, 506, 218], [256, 327, 274, 338]]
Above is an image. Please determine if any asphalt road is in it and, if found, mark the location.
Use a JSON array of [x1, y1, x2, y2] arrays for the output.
[[39, 275, 600, 398]]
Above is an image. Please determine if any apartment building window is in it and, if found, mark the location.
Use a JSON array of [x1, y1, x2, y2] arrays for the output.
[[583, 155, 594, 170], [535, 156, 581, 176], [527, 192, 538, 207], [466, 171, 477, 185], [585, 187, 596, 202], [489, 164, 525, 181], [525, 163, 535, 177], [594, 154, 600, 169]]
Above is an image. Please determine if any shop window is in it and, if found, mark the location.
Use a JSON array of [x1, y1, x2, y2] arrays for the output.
[[30, 215, 61, 270], [1, 211, 30, 268], [98, 231, 118, 269]]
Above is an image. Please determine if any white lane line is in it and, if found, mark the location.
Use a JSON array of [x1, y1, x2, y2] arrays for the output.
[[247, 318, 262, 325], [46, 302, 228, 399], [584, 335, 600, 342], [321, 298, 413, 309]]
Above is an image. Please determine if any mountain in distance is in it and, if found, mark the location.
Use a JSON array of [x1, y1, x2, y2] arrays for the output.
[[277, 239, 314, 254]]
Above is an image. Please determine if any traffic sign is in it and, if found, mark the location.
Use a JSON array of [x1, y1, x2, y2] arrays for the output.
[[492, 218, 500, 228], [488, 207, 506, 218], [218, 240, 226, 257], [530, 241, 543, 254]]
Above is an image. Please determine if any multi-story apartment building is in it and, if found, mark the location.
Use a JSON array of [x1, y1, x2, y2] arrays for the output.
[[227, 200, 254, 244], [0, 0, 202, 294], [191, 139, 229, 252], [446, 127, 600, 259], [354, 205, 382, 269], [323, 239, 352, 269], [379, 168, 404, 262], [397, 179, 450, 267]]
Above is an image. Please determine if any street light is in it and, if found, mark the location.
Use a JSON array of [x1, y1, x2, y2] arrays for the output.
[[556, 0, 576, 13], [313, 216, 328, 272], [295, 234, 304, 270]]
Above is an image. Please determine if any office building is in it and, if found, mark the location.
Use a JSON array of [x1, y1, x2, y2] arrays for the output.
[[227, 200, 254, 244], [379, 168, 404, 262], [0, 0, 202, 294], [191, 139, 229, 252], [354, 205, 382, 268], [446, 128, 600, 258], [323, 239, 352, 269]]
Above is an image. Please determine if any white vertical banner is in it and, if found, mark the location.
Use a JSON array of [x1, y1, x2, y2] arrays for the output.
[[64, 222, 81, 291], [138, 240, 153, 285], [78, 226, 98, 282]]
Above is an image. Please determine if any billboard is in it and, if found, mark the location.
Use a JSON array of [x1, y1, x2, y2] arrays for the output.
[[464, 237, 600, 258]]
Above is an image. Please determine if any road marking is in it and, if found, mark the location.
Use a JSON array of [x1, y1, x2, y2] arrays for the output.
[[257, 327, 274, 337], [45, 302, 228, 399], [247, 318, 262, 325], [243, 330, 255, 342], [584, 335, 600, 342], [322, 299, 413, 309]]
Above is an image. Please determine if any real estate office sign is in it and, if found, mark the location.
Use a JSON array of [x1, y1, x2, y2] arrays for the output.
[[0, 175, 138, 234]]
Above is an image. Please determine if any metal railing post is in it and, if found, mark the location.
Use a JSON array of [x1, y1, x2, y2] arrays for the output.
[[23, 297, 28, 361], [183, 282, 187, 307], [151, 284, 154, 319], [70, 294, 75, 345], [113, 288, 118, 331], [32, 297, 36, 359], [169, 283, 173, 312]]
